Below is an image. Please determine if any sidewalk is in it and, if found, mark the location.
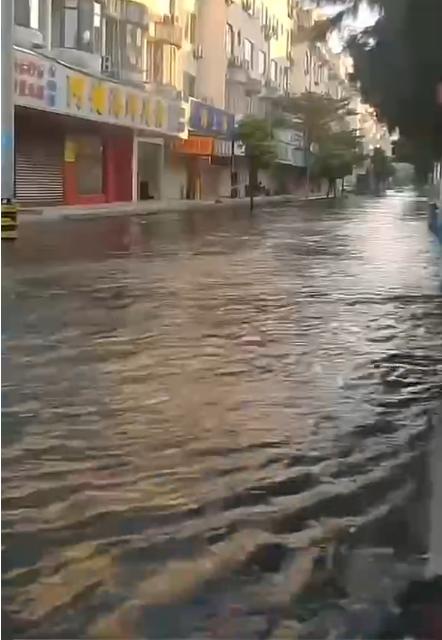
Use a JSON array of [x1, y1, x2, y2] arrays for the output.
[[19, 194, 327, 222]]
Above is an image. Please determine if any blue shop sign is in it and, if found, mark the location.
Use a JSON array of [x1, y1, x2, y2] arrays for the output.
[[189, 99, 234, 138]]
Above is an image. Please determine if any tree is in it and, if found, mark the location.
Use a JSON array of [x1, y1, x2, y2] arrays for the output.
[[313, 129, 364, 196], [278, 92, 356, 145], [235, 117, 276, 211], [312, 0, 442, 178], [370, 147, 395, 194], [278, 93, 363, 196]]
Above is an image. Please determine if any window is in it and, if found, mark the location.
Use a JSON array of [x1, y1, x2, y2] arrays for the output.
[[187, 12, 196, 44], [64, 0, 78, 48], [283, 67, 289, 92], [169, 0, 176, 15], [165, 45, 176, 86], [243, 38, 254, 69], [183, 71, 196, 100], [144, 40, 154, 82], [126, 23, 143, 69], [271, 59, 277, 82], [304, 50, 310, 75], [15, 0, 39, 29], [258, 49, 266, 75], [52, 0, 103, 53], [93, 1, 102, 53], [225, 23, 234, 57]]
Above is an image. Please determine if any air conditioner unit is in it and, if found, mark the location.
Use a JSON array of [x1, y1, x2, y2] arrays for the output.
[[101, 55, 112, 74], [193, 44, 203, 59]]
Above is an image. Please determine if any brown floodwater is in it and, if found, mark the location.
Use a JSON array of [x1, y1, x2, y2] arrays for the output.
[[2, 193, 442, 638]]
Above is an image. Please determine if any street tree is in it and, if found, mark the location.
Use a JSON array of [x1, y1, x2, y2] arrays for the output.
[[235, 116, 276, 211], [313, 130, 364, 196], [277, 92, 356, 145], [277, 93, 363, 196], [370, 147, 395, 194]]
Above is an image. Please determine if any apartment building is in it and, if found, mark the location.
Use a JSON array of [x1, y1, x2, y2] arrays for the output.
[[11, 0, 388, 206]]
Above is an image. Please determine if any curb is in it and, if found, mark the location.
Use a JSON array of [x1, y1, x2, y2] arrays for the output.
[[18, 195, 328, 223]]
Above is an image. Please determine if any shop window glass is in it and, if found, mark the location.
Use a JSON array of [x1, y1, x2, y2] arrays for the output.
[[75, 135, 103, 195]]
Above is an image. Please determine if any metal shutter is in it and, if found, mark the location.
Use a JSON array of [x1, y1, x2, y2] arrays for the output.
[[15, 130, 64, 206]]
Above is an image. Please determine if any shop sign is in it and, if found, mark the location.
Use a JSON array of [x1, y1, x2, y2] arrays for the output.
[[189, 99, 234, 138], [213, 139, 232, 157], [14, 50, 65, 110], [66, 73, 186, 136], [13, 48, 187, 138], [173, 136, 214, 155]]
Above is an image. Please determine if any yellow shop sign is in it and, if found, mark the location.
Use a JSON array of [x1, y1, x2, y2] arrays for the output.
[[64, 71, 186, 136]]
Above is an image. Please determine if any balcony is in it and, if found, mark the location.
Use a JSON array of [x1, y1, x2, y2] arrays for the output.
[[155, 18, 183, 48]]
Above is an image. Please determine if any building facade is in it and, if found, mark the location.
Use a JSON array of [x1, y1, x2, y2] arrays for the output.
[[12, 0, 390, 207]]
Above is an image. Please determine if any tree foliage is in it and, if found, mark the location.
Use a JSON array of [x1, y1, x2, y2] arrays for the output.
[[278, 92, 363, 181], [235, 117, 275, 168], [235, 116, 276, 209], [278, 93, 356, 144], [318, 0, 442, 175], [313, 129, 364, 181]]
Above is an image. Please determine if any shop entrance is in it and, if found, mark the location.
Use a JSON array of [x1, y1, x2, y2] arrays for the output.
[[137, 140, 163, 200]]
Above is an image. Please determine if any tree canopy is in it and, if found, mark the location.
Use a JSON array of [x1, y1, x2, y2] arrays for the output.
[[235, 117, 275, 168], [314, 0, 442, 178], [278, 92, 363, 182], [235, 116, 276, 209]]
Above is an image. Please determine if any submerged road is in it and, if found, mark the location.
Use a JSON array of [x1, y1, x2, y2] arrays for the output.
[[2, 193, 442, 638]]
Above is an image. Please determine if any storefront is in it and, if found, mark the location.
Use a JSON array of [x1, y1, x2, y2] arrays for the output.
[[15, 109, 65, 206], [169, 99, 234, 200], [13, 47, 187, 207]]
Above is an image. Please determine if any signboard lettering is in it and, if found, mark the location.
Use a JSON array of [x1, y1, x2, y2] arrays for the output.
[[14, 49, 187, 138]]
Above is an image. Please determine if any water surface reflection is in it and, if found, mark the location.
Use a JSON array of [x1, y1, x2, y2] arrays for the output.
[[2, 194, 441, 638]]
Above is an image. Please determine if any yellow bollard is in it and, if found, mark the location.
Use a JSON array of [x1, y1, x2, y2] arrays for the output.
[[1, 198, 18, 240]]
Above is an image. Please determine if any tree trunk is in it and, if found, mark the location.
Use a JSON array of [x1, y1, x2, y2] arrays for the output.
[[248, 157, 256, 212]]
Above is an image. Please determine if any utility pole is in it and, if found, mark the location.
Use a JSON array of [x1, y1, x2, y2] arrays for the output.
[[1, 0, 18, 239]]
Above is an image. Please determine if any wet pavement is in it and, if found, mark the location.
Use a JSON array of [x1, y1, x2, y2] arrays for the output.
[[2, 193, 442, 638]]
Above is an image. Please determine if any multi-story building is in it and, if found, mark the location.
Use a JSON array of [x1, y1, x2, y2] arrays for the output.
[[13, 0, 194, 206], [11, 0, 389, 207]]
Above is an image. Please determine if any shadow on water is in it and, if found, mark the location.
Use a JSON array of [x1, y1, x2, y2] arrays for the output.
[[2, 194, 442, 638]]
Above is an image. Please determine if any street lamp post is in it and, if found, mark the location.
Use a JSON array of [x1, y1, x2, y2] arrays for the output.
[[1, 0, 18, 239]]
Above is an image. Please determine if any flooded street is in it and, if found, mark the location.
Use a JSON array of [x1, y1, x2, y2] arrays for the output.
[[2, 194, 442, 638]]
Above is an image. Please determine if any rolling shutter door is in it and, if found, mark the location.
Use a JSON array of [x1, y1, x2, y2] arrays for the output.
[[15, 130, 64, 206]]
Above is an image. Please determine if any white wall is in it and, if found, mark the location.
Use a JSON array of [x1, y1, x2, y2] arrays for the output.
[[195, 0, 227, 107]]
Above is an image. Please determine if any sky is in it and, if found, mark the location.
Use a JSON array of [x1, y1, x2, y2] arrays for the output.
[[322, 2, 379, 51]]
